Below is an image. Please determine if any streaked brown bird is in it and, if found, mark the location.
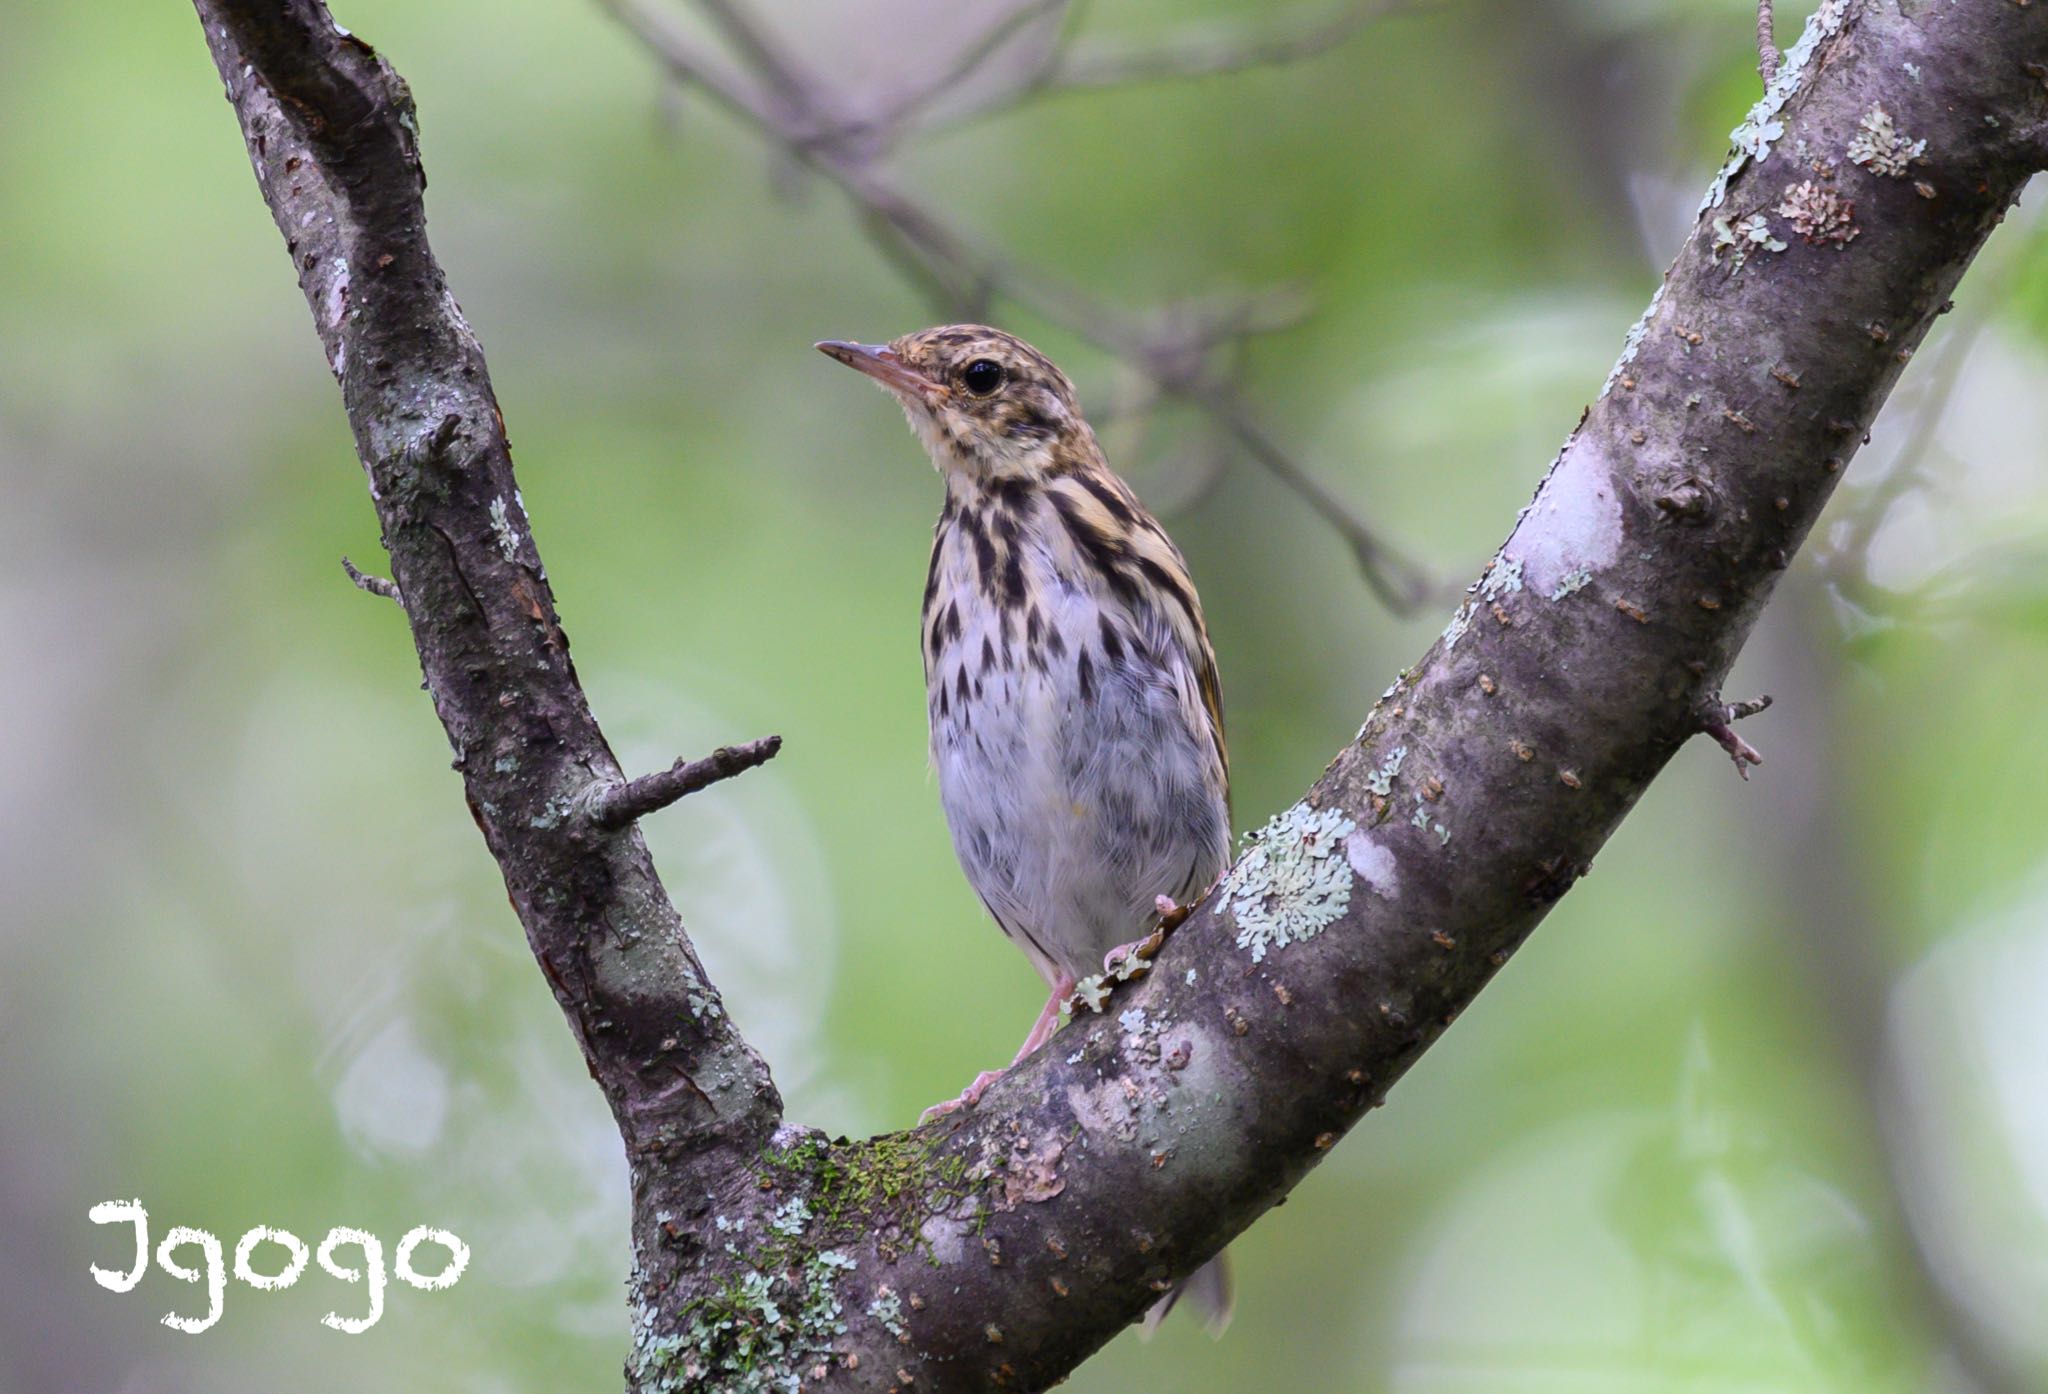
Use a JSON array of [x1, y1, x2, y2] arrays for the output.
[[819, 325, 1233, 1332]]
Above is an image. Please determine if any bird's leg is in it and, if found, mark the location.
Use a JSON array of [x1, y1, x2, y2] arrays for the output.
[[920, 973, 1077, 1123], [1012, 975, 1078, 1062], [919, 1070, 1005, 1124]]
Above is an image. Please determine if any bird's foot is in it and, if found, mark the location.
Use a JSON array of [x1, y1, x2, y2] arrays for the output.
[[920, 1069, 1006, 1124], [1068, 929, 1166, 1016], [1102, 928, 1167, 981], [1101, 887, 1203, 976]]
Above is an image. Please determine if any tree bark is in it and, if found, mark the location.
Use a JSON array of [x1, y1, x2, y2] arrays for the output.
[[188, 2, 2048, 1390]]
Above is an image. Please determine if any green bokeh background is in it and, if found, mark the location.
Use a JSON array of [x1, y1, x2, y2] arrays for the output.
[[4, 1, 2047, 1390]]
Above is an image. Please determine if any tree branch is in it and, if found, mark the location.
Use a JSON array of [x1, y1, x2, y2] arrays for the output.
[[189, 0, 2048, 1390], [192, 0, 783, 1180]]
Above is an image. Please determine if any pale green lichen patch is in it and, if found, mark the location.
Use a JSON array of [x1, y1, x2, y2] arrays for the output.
[[529, 792, 575, 829], [1070, 975, 1111, 1013], [865, 1285, 907, 1343], [1440, 601, 1475, 650], [768, 1197, 811, 1237], [1548, 565, 1594, 600], [488, 495, 520, 561], [1847, 104, 1925, 176], [630, 1247, 857, 1394], [1478, 553, 1523, 602], [1699, 0, 1848, 213], [1409, 794, 1452, 847], [1710, 212, 1787, 275], [1067, 925, 1166, 1016], [1445, 555, 1524, 647], [1365, 744, 1409, 797], [1223, 803, 1357, 962]]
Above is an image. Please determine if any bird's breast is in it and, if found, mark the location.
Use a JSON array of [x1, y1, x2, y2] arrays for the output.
[[919, 504, 1230, 979]]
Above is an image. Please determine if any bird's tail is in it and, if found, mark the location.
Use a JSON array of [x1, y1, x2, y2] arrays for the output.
[[1139, 1250, 1234, 1340]]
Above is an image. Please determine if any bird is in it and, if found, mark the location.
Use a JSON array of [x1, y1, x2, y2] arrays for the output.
[[818, 324, 1234, 1333]]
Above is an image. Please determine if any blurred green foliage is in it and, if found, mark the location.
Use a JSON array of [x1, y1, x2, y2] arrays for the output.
[[3, 1, 2046, 1391]]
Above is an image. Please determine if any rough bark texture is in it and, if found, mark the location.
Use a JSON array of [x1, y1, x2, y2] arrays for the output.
[[188, 2, 2048, 1391]]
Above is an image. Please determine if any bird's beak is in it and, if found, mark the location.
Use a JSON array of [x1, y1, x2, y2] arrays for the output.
[[815, 340, 944, 404]]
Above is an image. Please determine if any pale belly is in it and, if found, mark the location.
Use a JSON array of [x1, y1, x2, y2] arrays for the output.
[[928, 591, 1229, 987]]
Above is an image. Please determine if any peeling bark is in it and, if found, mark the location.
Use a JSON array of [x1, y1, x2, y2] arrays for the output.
[[187, 2, 2048, 1391]]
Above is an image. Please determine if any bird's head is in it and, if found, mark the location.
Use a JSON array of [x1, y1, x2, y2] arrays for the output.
[[817, 325, 1093, 484]]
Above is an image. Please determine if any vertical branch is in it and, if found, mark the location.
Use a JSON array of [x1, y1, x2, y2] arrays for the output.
[[189, 0, 784, 1170]]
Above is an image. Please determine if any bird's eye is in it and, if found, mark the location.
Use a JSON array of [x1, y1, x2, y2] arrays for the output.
[[961, 359, 1005, 397]]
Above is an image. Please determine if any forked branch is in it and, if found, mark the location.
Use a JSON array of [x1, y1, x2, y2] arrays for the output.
[[189, 1, 2048, 1390]]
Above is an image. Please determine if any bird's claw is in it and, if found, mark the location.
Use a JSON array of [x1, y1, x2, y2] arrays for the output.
[[920, 1069, 1005, 1124], [1066, 895, 1208, 1016], [1103, 926, 1166, 980]]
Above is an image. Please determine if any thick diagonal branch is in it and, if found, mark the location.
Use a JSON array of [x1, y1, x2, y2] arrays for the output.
[[743, 5, 2045, 1390]]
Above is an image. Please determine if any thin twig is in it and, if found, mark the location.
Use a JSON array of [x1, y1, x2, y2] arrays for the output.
[[589, 735, 784, 830], [692, 0, 829, 124], [1197, 387, 1439, 610], [1697, 693, 1771, 779], [925, 0, 1428, 133], [1756, 0, 1778, 87], [341, 555, 403, 605], [1052, 0, 1427, 91], [859, 0, 1069, 143]]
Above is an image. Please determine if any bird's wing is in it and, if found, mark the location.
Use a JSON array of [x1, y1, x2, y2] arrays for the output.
[[1044, 469, 1229, 791]]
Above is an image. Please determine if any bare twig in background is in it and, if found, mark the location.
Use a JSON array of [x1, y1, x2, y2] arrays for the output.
[[1049, 0, 1427, 91], [850, 0, 1437, 147], [853, 0, 1071, 143], [595, 0, 1444, 612], [1757, 0, 1778, 86]]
